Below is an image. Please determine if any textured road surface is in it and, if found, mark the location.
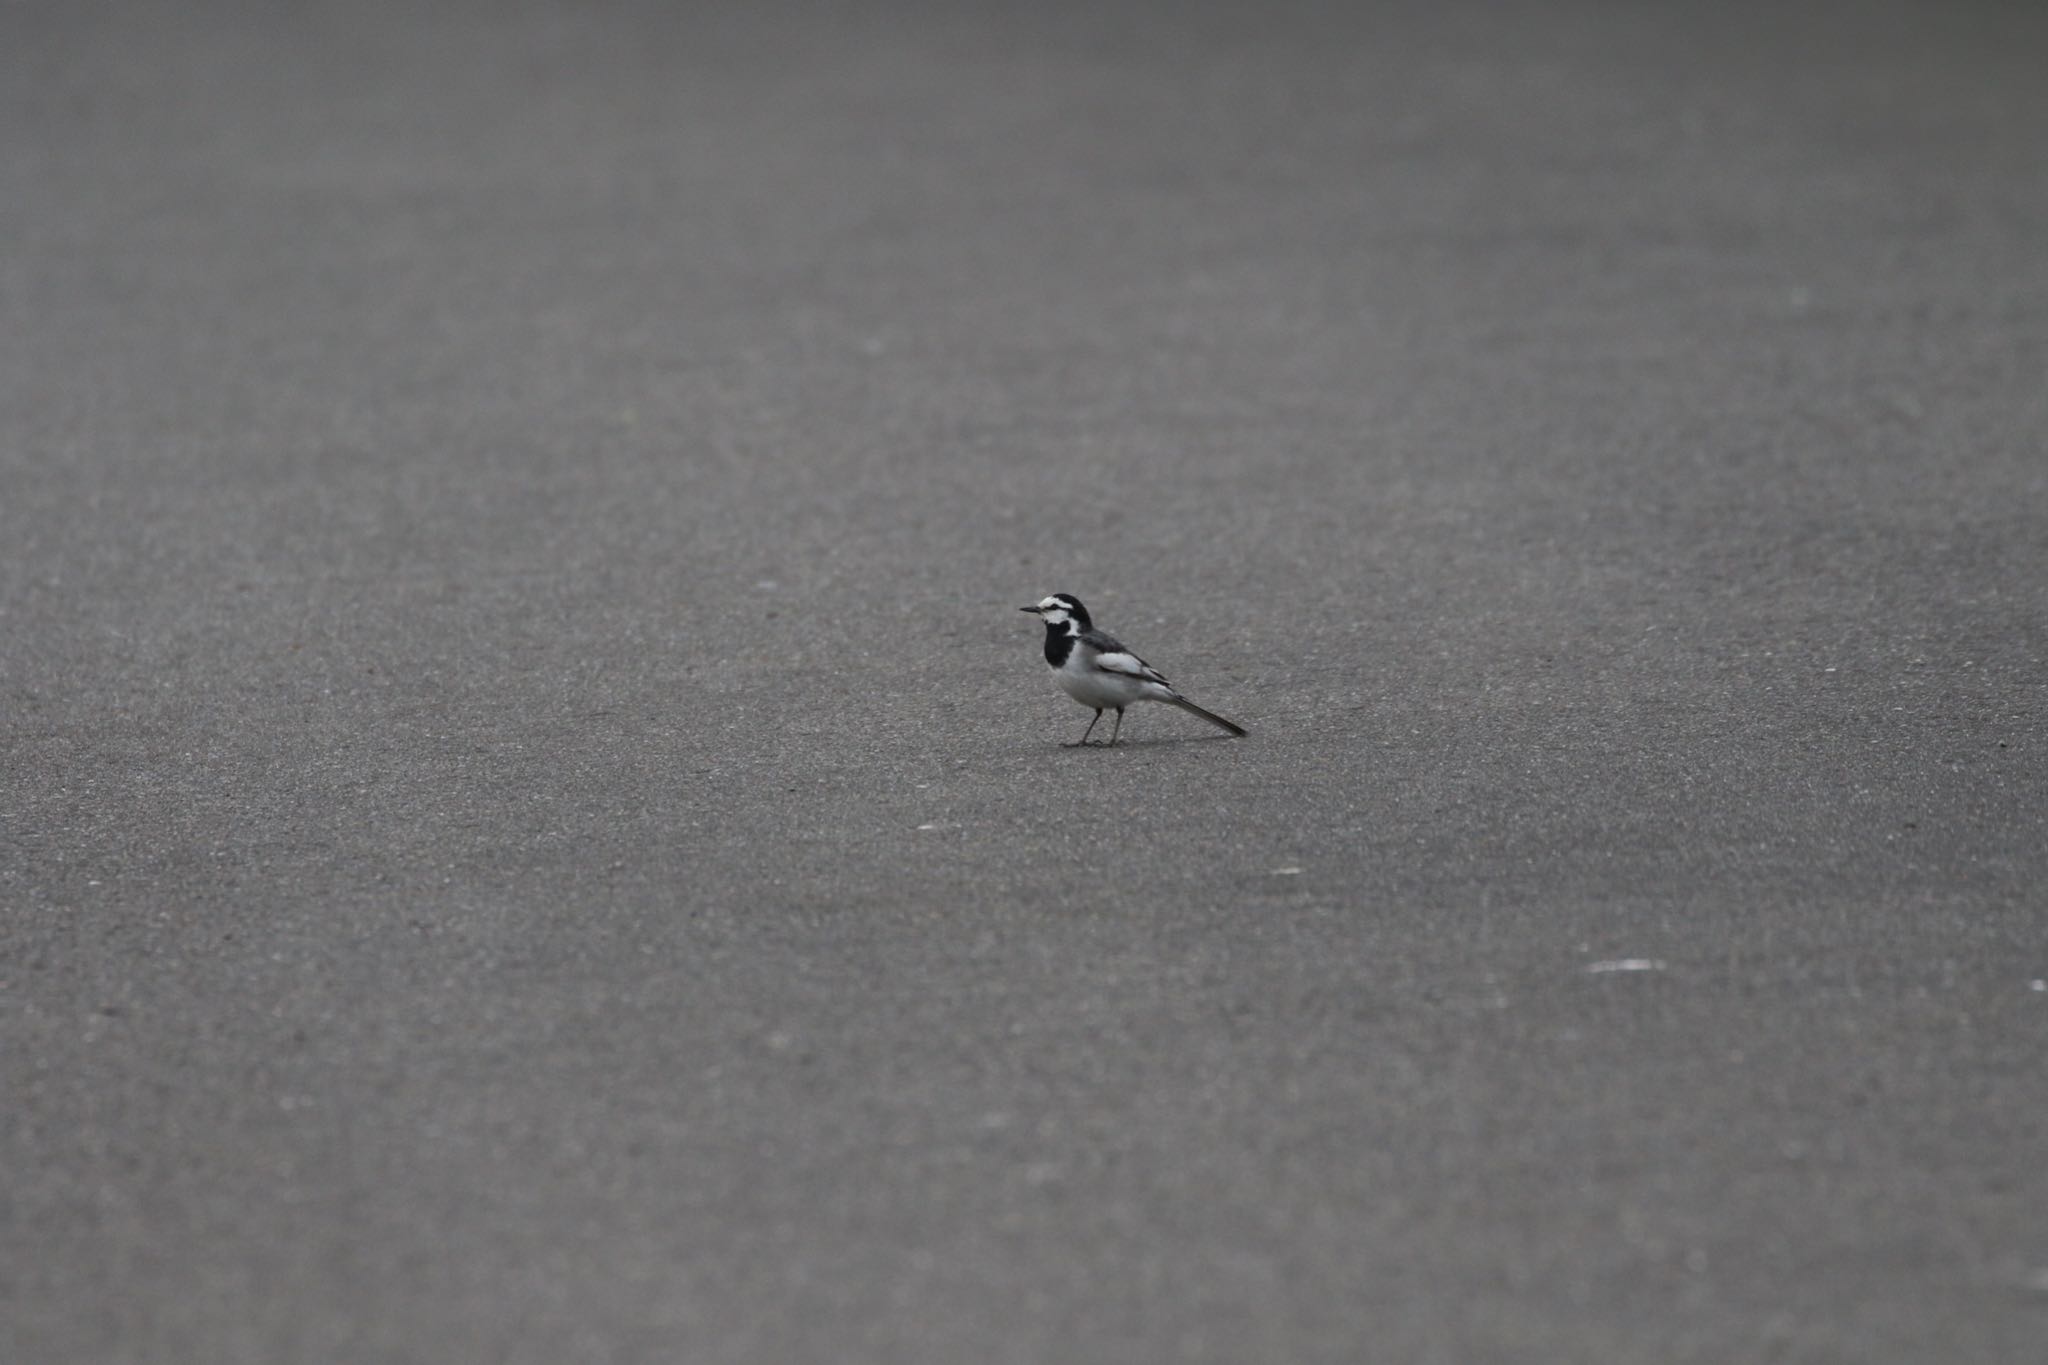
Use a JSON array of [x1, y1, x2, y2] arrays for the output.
[[6, 2, 2047, 1361]]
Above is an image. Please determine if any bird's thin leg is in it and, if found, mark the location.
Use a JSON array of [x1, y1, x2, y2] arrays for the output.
[[1108, 708, 1124, 745], [1071, 709, 1102, 746]]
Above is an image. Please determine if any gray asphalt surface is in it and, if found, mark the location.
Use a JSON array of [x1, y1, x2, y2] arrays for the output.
[[6, 2, 2047, 1361]]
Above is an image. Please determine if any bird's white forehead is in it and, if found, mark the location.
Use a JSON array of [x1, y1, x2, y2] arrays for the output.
[[1035, 595, 1066, 612]]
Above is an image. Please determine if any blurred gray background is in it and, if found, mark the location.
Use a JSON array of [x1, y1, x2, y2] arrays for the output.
[[4, 1, 2045, 1361]]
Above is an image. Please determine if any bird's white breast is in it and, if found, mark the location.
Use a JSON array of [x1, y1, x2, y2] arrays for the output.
[[1056, 643, 1166, 709]]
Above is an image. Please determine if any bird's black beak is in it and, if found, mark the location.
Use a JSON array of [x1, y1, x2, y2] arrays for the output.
[[1018, 605, 1040, 614]]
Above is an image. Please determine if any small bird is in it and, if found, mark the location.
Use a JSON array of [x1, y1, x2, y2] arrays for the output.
[[1018, 593, 1247, 746]]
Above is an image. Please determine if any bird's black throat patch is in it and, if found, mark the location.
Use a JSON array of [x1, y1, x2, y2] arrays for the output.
[[1043, 622, 1076, 668]]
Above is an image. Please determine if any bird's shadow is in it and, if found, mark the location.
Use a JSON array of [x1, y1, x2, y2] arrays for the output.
[[1059, 733, 1243, 750]]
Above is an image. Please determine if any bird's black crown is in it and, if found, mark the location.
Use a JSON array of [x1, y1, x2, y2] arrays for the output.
[[1047, 593, 1090, 627]]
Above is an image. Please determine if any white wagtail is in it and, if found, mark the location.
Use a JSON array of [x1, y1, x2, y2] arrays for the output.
[[1019, 593, 1247, 746]]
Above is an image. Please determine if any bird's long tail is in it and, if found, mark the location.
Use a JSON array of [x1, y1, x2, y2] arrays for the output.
[[1168, 695, 1247, 737]]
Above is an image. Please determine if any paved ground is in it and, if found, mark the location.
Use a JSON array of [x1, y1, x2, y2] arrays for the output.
[[5, 1, 2046, 1361]]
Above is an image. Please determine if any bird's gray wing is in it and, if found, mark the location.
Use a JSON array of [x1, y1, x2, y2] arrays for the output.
[[1080, 628, 1171, 686]]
